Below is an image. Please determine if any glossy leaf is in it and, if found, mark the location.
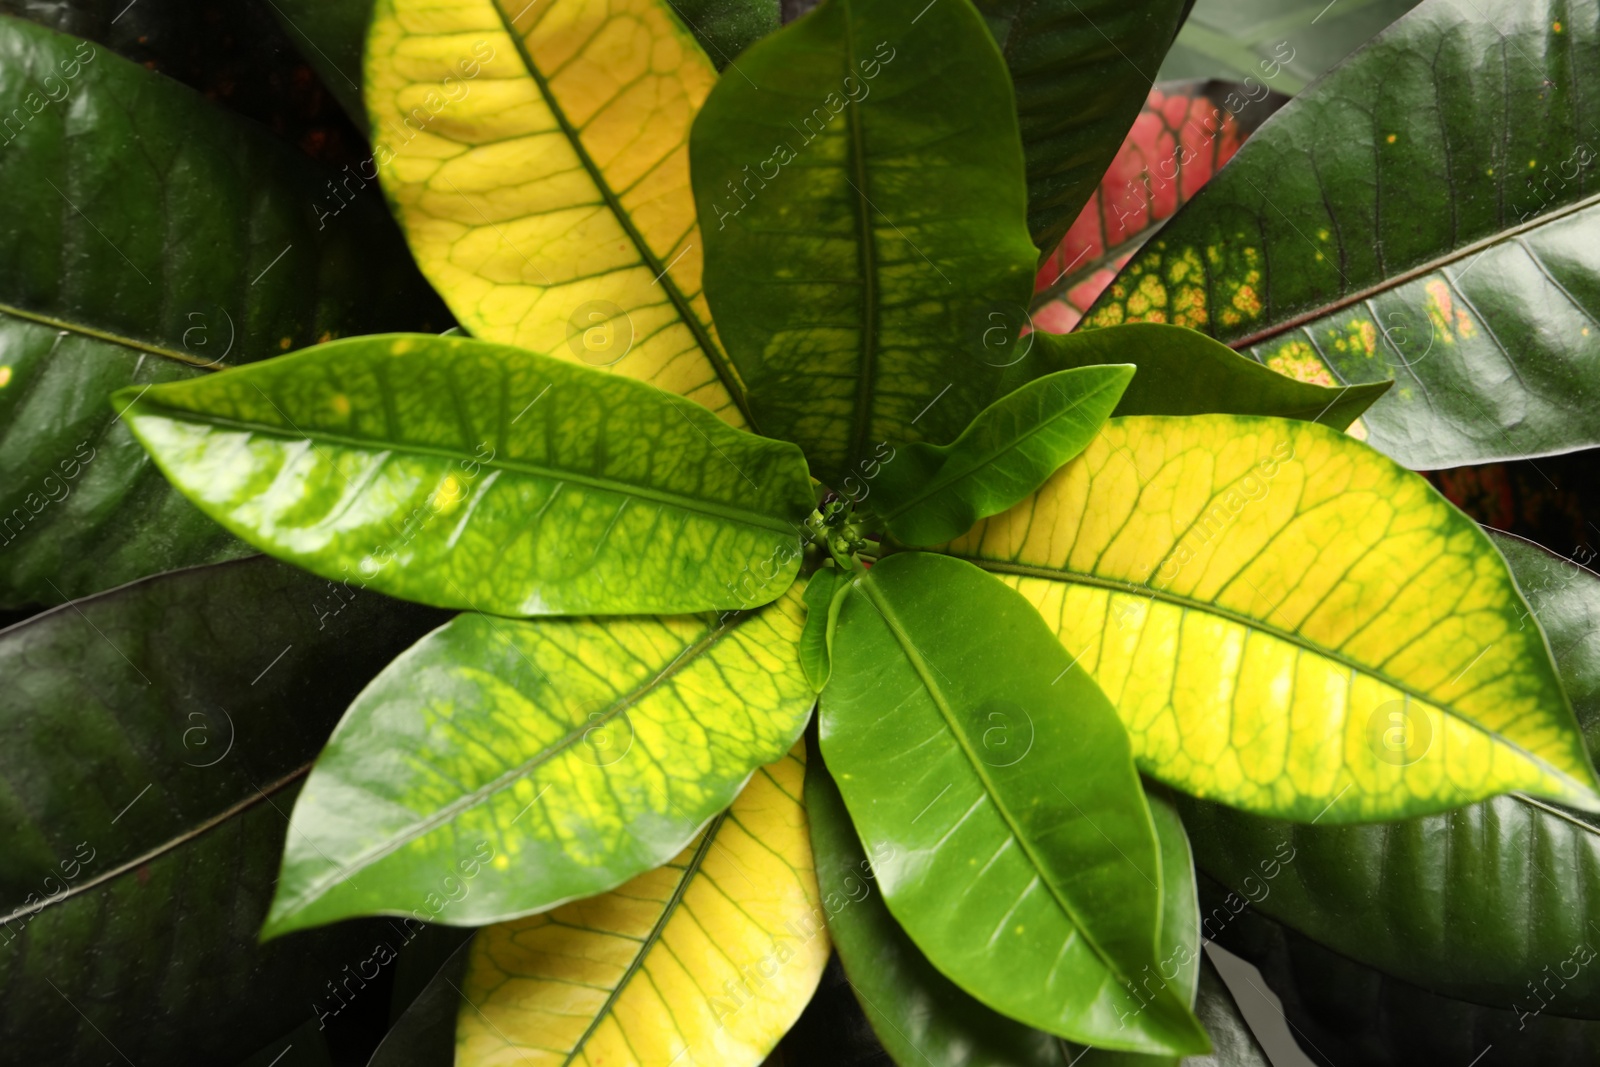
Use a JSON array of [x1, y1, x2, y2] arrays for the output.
[[820, 551, 1207, 1055], [366, 0, 752, 426], [1032, 80, 1285, 333], [1213, 889, 1600, 1067], [264, 582, 813, 937], [969, 0, 1193, 257], [454, 746, 829, 1067], [1086, 0, 1600, 470], [1002, 325, 1388, 428], [943, 415, 1600, 821], [117, 334, 814, 617], [690, 0, 1038, 486], [0, 16, 446, 608], [872, 366, 1134, 548], [801, 563, 851, 692], [0, 556, 446, 1059], [1178, 532, 1600, 1017], [808, 749, 1237, 1066], [1159, 0, 1424, 95]]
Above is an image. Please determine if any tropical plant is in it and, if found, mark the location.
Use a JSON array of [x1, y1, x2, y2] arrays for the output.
[[4, 0, 1598, 1063]]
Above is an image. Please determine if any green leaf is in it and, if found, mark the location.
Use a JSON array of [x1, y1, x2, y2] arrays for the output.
[[1211, 887, 1600, 1067], [872, 366, 1133, 547], [0, 16, 447, 609], [116, 334, 815, 617], [690, 0, 1039, 486], [801, 563, 852, 691], [263, 582, 814, 937], [1006, 325, 1388, 427], [1086, 0, 1600, 470], [1159, 0, 1423, 95], [1177, 531, 1600, 1018], [946, 415, 1600, 821], [820, 551, 1208, 1055], [808, 746, 1233, 1066], [263, 0, 374, 128], [666, 0, 779, 68], [970, 0, 1194, 257], [0, 556, 446, 1060]]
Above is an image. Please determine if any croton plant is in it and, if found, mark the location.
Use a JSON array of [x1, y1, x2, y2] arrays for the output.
[[4, 0, 1600, 1063]]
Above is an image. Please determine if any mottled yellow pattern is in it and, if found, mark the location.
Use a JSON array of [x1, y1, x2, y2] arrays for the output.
[[457, 747, 828, 1066], [367, 0, 744, 424], [943, 415, 1600, 822]]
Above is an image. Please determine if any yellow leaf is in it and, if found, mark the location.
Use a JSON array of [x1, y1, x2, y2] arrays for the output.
[[455, 745, 828, 1066], [943, 415, 1600, 822], [366, 0, 749, 425]]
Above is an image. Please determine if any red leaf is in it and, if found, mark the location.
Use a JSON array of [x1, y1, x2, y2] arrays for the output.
[[1032, 80, 1285, 333]]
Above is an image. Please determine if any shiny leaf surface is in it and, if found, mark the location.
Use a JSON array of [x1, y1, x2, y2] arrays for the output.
[[1178, 531, 1600, 1017], [1159, 0, 1423, 94], [366, 0, 751, 425], [808, 750, 1237, 1066], [1213, 889, 1600, 1067], [1086, 0, 1600, 470], [690, 0, 1038, 486], [820, 551, 1206, 1055], [872, 366, 1133, 548], [0, 16, 446, 608], [1032, 80, 1283, 334], [265, 583, 813, 937], [944, 416, 1600, 821], [118, 334, 814, 617], [801, 562, 851, 692], [969, 0, 1192, 258], [454, 747, 829, 1067], [1001, 324, 1387, 428], [0, 556, 446, 1059]]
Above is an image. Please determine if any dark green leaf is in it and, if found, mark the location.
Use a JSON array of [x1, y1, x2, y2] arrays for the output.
[[369, 936, 472, 1067], [690, 0, 1038, 487], [808, 745, 1231, 1065], [263, 584, 813, 937], [820, 551, 1207, 1055], [1003, 324, 1388, 427], [0, 16, 448, 608], [1085, 0, 1600, 470], [0, 555, 447, 1060], [971, 0, 1193, 256], [666, 0, 779, 68], [262, 0, 373, 128], [118, 334, 815, 617], [1178, 531, 1600, 1016], [1211, 885, 1600, 1067], [871, 366, 1132, 547], [1159, 0, 1424, 95], [801, 562, 852, 691]]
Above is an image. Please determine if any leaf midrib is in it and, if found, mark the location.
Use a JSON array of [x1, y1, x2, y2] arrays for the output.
[[1226, 189, 1600, 351], [961, 556, 1595, 798], [562, 812, 727, 1066], [130, 398, 798, 536], [0, 300, 231, 370], [0, 763, 306, 927], [853, 570, 1139, 991], [487, 0, 756, 430], [276, 612, 758, 916], [843, 0, 880, 477], [876, 375, 1122, 523]]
